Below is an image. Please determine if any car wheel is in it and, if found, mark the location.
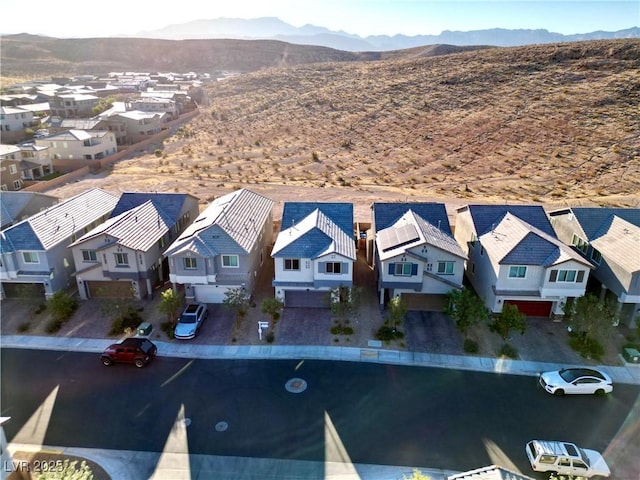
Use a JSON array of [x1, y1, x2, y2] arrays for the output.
[[134, 358, 145, 368], [101, 356, 113, 366], [554, 389, 565, 396], [595, 388, 605, 395]]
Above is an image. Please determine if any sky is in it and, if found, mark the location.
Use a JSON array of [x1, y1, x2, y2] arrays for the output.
[[1, 0, 638, 38]]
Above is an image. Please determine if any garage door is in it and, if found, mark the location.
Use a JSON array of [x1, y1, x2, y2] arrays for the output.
[[87, 281, 134, 298], [401, 293, 449, 311], [194, 285, 230, 303], [504, 300, 552, 317], [2, 282, 45, 300], [285, 290, 330, 308]]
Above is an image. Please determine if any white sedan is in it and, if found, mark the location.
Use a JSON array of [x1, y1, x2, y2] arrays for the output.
[[539, 367, 613, 395]]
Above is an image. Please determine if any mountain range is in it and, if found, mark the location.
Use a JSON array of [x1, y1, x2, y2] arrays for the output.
[[133, 16, 640, 50]]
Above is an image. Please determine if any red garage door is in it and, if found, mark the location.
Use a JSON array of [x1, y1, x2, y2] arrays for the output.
[[504, 300, 552, 317]]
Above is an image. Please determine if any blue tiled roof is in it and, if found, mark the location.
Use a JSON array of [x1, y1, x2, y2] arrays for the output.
[[570, 207, 640, 239], [275, 228, 332, 258], [467, 205, 555, 237], [111, 192, 189, 222], [281, 202, 353, 235], [373, 202, 452, 234], [501, 232, 560, 266]]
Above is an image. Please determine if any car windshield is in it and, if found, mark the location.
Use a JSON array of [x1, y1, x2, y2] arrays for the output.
[[180, 315, 196, 324], [559, 369, 581, 382]]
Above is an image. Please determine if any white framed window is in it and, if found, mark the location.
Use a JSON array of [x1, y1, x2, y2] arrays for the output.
[[394, 263, 412, 276], [284, 258, 300, 271], [9, 164, 17, 174], [82, 250, 97, 262], [13, 180, 21, 189], [437, 261, 455, 275], [184, 257, 197, 269], [571, 234, 588, 254], [222, 254, 239, 268], [508, 266, 527, 278], [557, 270, 576, 282], [23, 252, 39, 263], [591, 249, 602, 265], [114, 252, 129, 266], [325, 262, 342, 274]]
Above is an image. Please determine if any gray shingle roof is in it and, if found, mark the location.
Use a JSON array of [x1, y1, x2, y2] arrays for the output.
[[464, 204, 555, 237], [1, 188, 119, 253], [164, 189, 273, 257], [569, 207, 640, 239]]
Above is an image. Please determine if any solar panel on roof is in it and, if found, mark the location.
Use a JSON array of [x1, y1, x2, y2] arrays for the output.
[[379, 223, 420, 252]]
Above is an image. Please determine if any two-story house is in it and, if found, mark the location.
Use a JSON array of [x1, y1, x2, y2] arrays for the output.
[[0, 188, 119, 299], [0, 106, 35, 143], [455, 205, 592, 317], [549, 207, 640, 326], [0, 145, 23, 191], [35, 129, 117, 161], [272, 202, 356, 308], [372, 203, 466, 309], [0, 191, 59, 229], [164, 189, 274, 303], [49, 93, 100, 118], [17, 143, 53, 181], [69, 192, 199, 300]]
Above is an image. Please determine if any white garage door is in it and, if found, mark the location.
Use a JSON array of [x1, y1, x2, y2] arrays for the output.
[[193, 285, 231, 303]]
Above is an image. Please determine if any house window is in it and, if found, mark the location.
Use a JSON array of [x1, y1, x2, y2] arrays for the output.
[[9, 164, 17, 174], [426, 263, 433, 272], [114, 252, 129, 266], [159, 236, 166, 249], [591, 249, 602, 265], [437, 261, 455, 275], [394, 263, 413, 276], [222, 254, 239, 268], [13, 180, 22, 189], [571, 234, 588, 254], [82, 250, 97, 262], [557, 269, 576, 282], [23, 252, 39, 263], [325, 262, 342, 274], [184, 257, 197, 269], [284, 258, 300, 271], [508, 266, 527, 278]]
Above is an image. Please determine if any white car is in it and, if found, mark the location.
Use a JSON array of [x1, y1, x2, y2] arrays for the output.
[[174, 303, 208, 340], [539, 367, 613, 395], [526, 440, 610, 478]]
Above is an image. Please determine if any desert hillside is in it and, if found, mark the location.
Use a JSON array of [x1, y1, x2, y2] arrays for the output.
[[41, 39, 640, 221]]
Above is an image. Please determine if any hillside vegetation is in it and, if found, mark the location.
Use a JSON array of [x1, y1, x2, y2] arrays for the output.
[[35, 39, 640, 220]]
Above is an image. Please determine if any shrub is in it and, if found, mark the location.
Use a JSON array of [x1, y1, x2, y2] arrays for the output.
[[109, 307, 144, 336], [375, 325, 405, 342], [47, 291, 78, 322], [463, 338, 479, 354], [45, 317, 64, 333], [568, 331, 605, 361], [17, 322, 31, 333], [160, 320, 175, 339], [266, 331, 275, 343], [498, 343, 518, 359]]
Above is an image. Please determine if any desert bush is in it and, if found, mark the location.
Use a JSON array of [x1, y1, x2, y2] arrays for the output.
[[375, 325, 404, 342], [568, 331, 605, 360], [463, 338, 479, 354], [109, 306, 144, 336], [498, 343, 519, 359]]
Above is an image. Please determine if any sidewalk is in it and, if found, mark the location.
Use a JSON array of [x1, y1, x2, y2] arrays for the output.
[[2, 334, 639, 479]]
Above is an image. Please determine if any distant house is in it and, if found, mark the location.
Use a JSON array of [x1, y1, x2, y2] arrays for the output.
[[0, 191, 59, 229], [0, 146, 24, 191], [49, 93, 100, 118], [0, 106, 35, 143], [164, 189, 274, 303], [549, 207, 640, 326], [455, 205, 593, 317], [128, 97, 179, 120], [272, 202, 356, 308], [35, 129, 117, 160], [0, 188, 119, 299], [69, 192, 199, 300], [17, 142, 53, 181], [371, 202, 466, 309]]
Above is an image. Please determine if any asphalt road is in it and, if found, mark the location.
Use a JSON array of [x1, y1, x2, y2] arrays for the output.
[[1, 348, 638, 474]]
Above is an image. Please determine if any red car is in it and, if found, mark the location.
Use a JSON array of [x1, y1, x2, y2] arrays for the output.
[[101, 337, 158, 368]]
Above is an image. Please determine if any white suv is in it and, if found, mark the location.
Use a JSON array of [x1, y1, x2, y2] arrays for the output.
[[526, 440, 610, 478], [174, 303, 208, 340]]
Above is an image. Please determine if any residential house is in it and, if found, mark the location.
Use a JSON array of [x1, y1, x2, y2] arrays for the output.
[[272, 202, 356, 308], [549, 207, 640, 326], [35, 129, 117, 161], [371, 203, 466, 309], [128, 97, 179, 120], [69, 192, 199, 300], [0, 146, 23, 191], [0, 106, 36, 143], [0, 188, 119, 299], [55, 117, 127, 146], [164, 189, 274, 303], [49, 93, 100, 118], [0, 191, 59, 229], [109, 111, 164, 144], [16, 142, 53, 180], [455, 205, 593, 317]]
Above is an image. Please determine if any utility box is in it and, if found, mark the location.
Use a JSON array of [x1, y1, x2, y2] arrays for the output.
[[137, 322, 153, 337], [622, 348, 640, 363]]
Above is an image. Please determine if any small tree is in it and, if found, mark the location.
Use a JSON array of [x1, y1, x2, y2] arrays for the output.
[[566, 294, 616, 353], [261, 296, 284, 325], [157, 288, 183, 324], [489, 303, 527, 340], [223, 287, 251, 328], [387, 295, 407, 329], [444, 288, 488, 334], [329, 285, 362, 325], [47, 290, 78, 322]]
